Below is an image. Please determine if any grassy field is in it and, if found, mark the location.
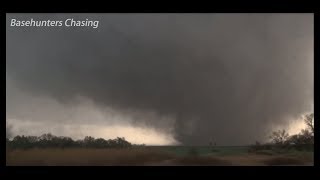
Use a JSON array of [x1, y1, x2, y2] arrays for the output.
[[6, 146, 313, 166]]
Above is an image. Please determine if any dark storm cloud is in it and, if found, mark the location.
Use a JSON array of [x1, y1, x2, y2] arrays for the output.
[[6, 13, 313, 145]]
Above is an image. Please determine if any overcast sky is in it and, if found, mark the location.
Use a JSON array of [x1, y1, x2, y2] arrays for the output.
[[6, 13, 313, 145]]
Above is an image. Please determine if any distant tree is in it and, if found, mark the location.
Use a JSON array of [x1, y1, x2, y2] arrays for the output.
[[11, 135, 34, 149], [40, 133, 54, 141], [298, 129, 313, 144], [304, 113, 314, 134], [251, 113, 314, 152], [84, 136, 95, 147], [269, 129, 289, 145], [7, 133, 133, 149], [287, 134, 302, 145], [115, 137, 131, 148], [286, 113, 314, 147], [94, 138, 108, 148], [286, 129, 313, 151]]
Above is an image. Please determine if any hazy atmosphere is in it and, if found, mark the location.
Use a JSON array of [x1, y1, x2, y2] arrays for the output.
[[6, 13, 313, 146]]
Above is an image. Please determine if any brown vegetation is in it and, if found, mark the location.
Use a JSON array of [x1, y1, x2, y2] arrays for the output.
[[263, 156, 306, 166], [6, 147, 312, 166], [7, 148, 175, 166]]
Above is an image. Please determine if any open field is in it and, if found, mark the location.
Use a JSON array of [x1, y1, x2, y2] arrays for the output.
[[6, 146, 313, 166]]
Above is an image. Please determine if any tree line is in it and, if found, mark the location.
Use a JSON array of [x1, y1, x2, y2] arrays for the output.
[[6, 133, 135, 149], [250, 113, 314, 152]]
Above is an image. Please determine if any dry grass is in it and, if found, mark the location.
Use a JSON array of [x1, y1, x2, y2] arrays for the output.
[[6, 148, 231, 166], [221, 154, 312, 166], [219, 155, 268, 166], [174, 156, 232, 166], [262, 156, 308, 166], [6, 148, 313, 166], [6, 148, 175, 166]]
